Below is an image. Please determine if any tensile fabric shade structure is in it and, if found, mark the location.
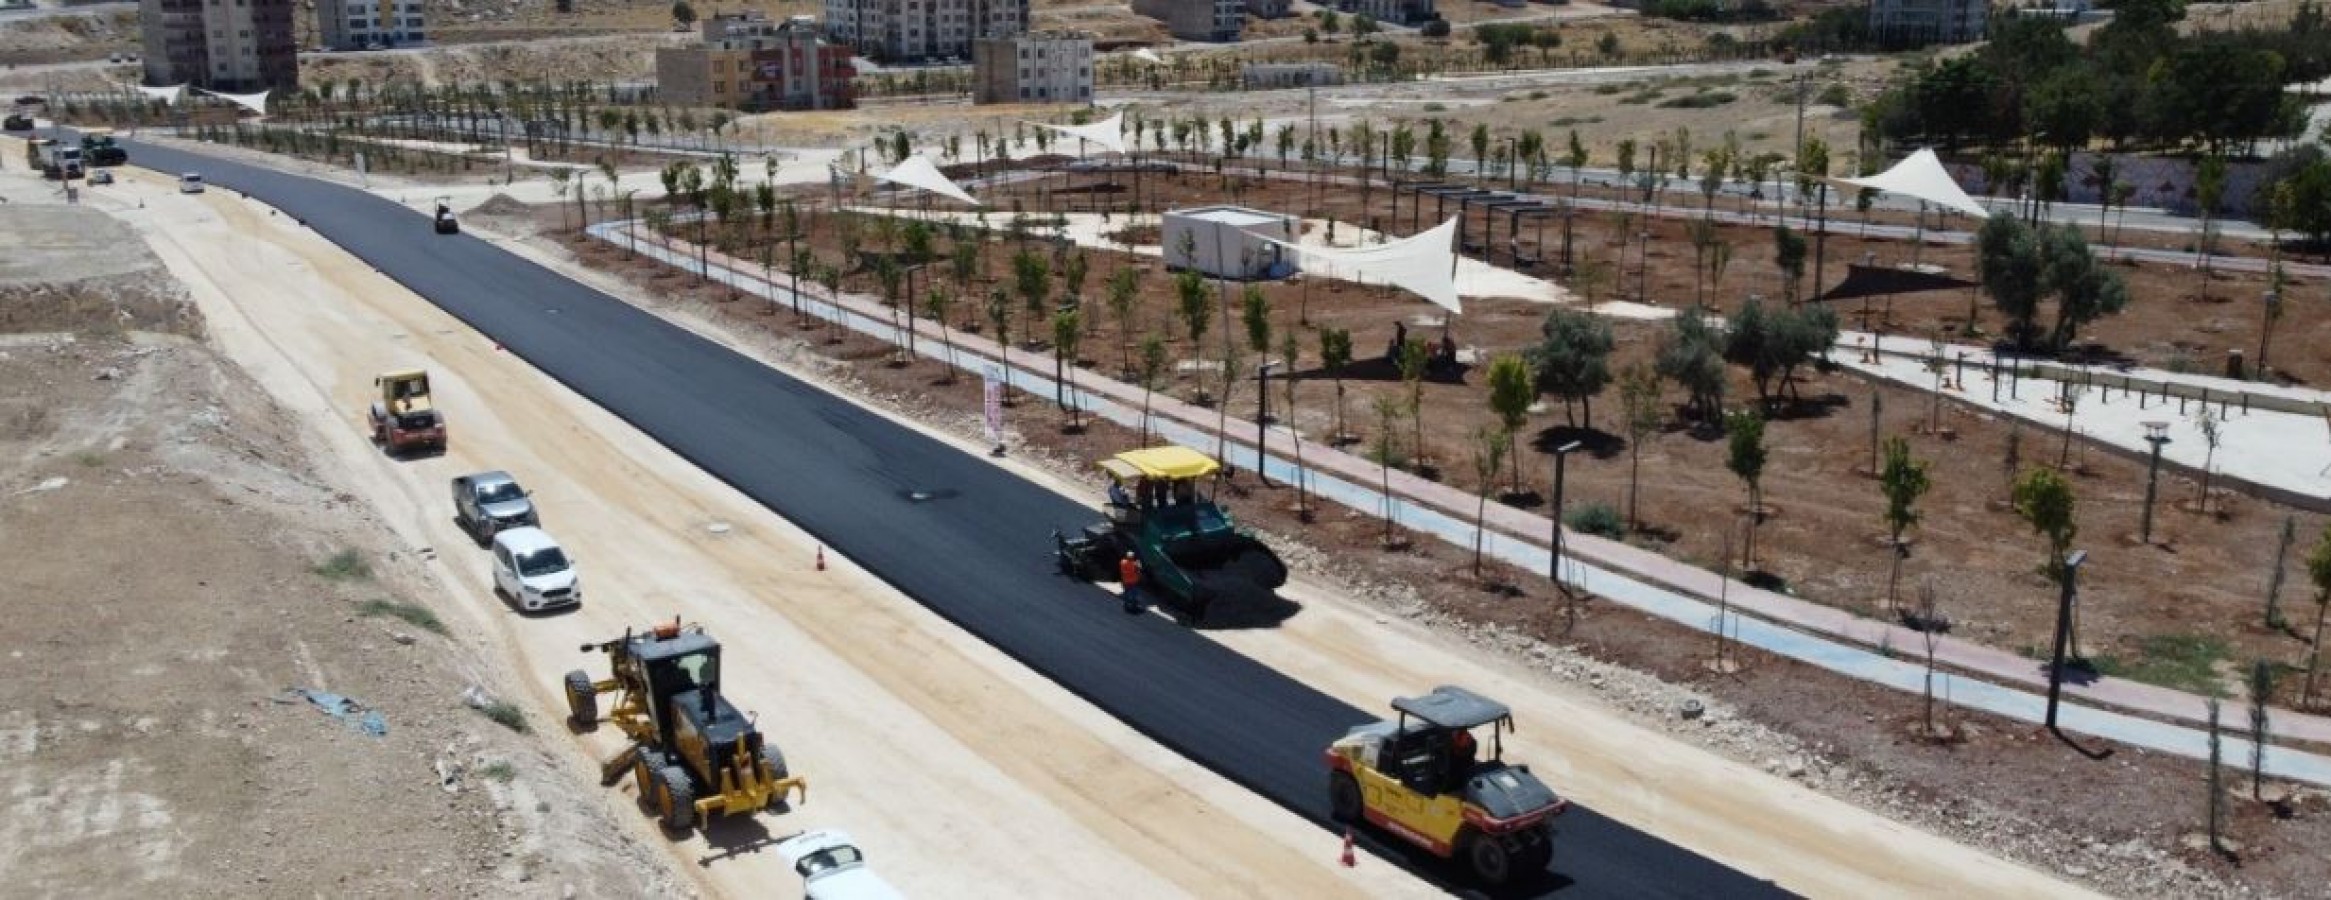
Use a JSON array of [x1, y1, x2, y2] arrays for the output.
[[1031, 111, 1127, 155], [133, 84, 186, 105], [1270, 218, 1462, 314], [193, 87, 271, 116], [1833, 148, 1990, 219], [872, 155, 982, 206]]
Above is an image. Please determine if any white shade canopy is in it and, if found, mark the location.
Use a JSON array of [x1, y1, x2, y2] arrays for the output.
[[1834, 148, 1990, 219], [1273, 218, 1462, 314], [1131, 48, 1164, 64], [873, 155, 981, 206], [193, 87, 270, 116], [1031, 111, 1126, 155], [134, 84, 186, 104]]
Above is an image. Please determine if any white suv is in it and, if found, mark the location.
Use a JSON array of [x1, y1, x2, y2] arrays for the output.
[[776, 831, 903, 900], [489, 526, 579, 612]]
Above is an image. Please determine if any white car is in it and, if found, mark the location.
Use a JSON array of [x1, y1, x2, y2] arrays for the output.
[[775, 831, 904, 900], [489, 526, 580, 612], [178, 172, 204, 193], [88, 169, 113, 185]]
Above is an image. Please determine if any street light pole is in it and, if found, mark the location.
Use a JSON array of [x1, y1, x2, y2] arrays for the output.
[[2139, 421, 2170, 545], [1549, 440, 1583, 591], [2044, 549, 2113, 759]]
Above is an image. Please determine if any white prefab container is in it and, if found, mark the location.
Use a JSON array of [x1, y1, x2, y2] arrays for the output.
[[1161, 205, 1298, 279]]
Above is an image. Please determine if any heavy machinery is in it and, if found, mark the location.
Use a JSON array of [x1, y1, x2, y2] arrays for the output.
[[24, 138, 82, 180], [1053, 445, 1287, 625], [1, 112, 31, 131], [367, 369, 446, 456], [79, 129, 126, 166], [565, 619, 806, 832], [433, 195, 460, 234], [1326, 686, 1568, 886]]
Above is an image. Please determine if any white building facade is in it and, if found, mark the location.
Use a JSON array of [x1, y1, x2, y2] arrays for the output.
[[317, 0, 424, 50], [972, 31, 1092, 104], [824, 0, 1028, 63]]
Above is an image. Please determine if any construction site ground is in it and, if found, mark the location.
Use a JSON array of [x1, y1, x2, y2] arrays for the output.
[[7, 134, 2144, 897], [539, 194, 2331, 896], [0, 194, 680, 897]]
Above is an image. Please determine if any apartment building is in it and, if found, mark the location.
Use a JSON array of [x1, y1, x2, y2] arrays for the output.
[[140, 0, 299, 91], [822, 0, 1029, 63], [971, 30, 1092, 105], [656, 13, 857, 111], [1868, 0, 1989, 43], [1331, 0, 1436, 25], [1132, 0, 1243, 42], [316, 0, 425, 50]]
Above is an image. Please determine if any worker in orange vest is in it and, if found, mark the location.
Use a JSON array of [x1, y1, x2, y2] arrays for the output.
[[1119, 551, 1144, 615]]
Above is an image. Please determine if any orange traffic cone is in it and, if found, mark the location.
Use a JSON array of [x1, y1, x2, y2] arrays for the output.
[[1339, 828, 1356, 868], [815, 546, 826, 571]]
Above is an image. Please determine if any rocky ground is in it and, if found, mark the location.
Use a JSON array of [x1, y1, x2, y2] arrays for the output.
[[0, 195, 680, 897]]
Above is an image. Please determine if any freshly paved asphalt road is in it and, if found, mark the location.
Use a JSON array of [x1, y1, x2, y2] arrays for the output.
[[119, 138, 1784, 899]]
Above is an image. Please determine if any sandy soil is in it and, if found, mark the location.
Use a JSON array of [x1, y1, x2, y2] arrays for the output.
[[0, 192, 679, 897], [82, 160, 1429, 897]]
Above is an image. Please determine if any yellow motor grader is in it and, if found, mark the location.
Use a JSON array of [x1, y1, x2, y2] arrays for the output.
[[565, 618, 807, 832]]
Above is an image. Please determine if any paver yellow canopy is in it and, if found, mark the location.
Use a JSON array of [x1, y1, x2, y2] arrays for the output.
[[1057, 444, 1285, 625]]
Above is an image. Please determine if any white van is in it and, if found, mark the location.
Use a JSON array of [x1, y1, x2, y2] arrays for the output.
[[489, 526, 580, 612], [177, 172, 204, 193], [775, 831, 904, 900]]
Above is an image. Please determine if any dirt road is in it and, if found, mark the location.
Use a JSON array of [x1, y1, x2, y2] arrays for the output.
[[84, 164, 1427, 897]]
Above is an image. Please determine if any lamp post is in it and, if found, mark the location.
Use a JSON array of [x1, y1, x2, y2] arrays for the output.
[[1255, 361, 1278, 488], [1549, 440, 1583, 590], [2139, 421, 2170, 545], [2044, 549, 2113, 759]]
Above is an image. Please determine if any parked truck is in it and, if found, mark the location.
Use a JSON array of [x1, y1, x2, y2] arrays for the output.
[[25, 138, 83, 180]]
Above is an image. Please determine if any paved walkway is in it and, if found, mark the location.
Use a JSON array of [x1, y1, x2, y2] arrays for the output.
[[593, 219, 2331, 787]]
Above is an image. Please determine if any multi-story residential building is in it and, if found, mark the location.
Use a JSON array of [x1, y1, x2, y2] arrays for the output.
[[1868, 0, 1988, 44], [316, 0, 425, 50], [1331, 0, 1436, 25], [1246, 0, 1290, 17], [822, 0, 1028, 63], [656, 13, 857, 111], [971, 30, 1092, 105], [140, 0, 299, 91], [1132, 0, 1242, 42]]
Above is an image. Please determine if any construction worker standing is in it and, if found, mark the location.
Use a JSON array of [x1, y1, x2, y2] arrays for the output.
[[1119, 551, 1144, 614]]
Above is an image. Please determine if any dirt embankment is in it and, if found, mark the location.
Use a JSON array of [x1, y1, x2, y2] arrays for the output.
[[0, 198, 680, 896]]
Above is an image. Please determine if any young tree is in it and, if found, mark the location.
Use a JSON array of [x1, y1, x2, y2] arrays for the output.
[[2206, 698, 2228, 856], [1174, 269, 1211, 349], [1320, 327, 1353, 442], [926, 289, 958, 382], [2039, 222, 2130, 351], [1879, 436, 1932, 610], [1470, 425, 1511, 578], [1531, 309, 1614, 427], [2196, 152, 2228, 302], [1657, 306, 1727, 423], [1486, 354, 1536, 494], [1618, 364, 1662, 530], [1011, 248, 1051, 334], [1241, 285, 1272, 355], [1976, 214, 2046, 348], [1726, 408, 1768, 568], [2267, 516, 2296, 631], [1052, 308, 1083, 426], [2012, 467, 2078, 583], [1397, 338, 1431, 467], [1371, 394, 1407, 545], [1917, 578, 1947, 739], [1138, 334, 1168, 443], [1281, 331, 1309, 517], [2307, 523, 2331, 708], [1061, 251, 1091, 311], [2248, 658, 2274, 800], [1774, 224, 1808, 304], [2002, 419, 2025, 502], [985, 286, 1013, 370], [1107, 266, 1140, 375], [2194, 407, 2224, 515]]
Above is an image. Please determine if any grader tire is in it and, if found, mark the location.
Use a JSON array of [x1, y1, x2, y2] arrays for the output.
[[655, 766, 697, 831], [563, 670, 597, 727], [1328, 772, 1363, 824]]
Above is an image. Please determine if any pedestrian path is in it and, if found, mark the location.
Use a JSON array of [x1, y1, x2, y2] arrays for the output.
[[590, 218, 2331, 787]]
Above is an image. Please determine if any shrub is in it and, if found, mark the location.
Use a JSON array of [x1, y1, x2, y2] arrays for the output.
[[1566, 503, 1626, 540], [1657, 91, 1737, 109], [478, 701, 529, 733], [312, 549, 372, 582], [357, 598, 447, 635]]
